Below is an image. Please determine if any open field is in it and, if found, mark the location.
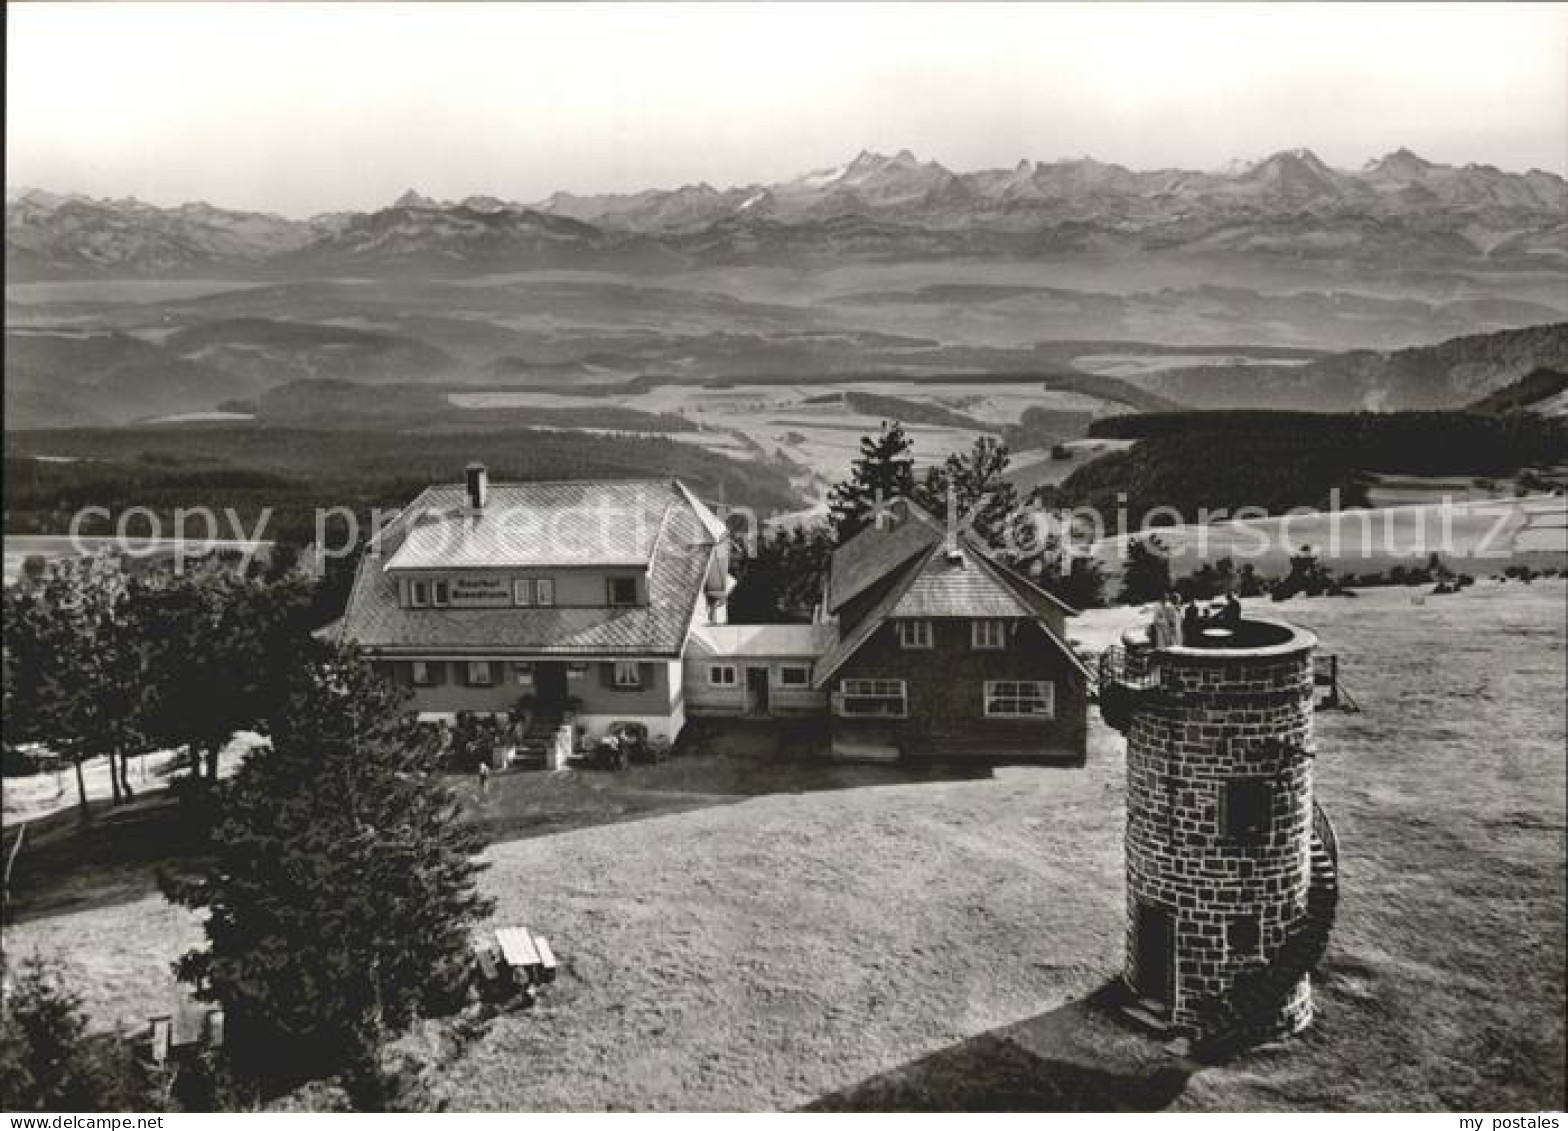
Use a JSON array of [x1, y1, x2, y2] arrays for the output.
[[1084, 494, 1568, 582], [451, 378, 1106, 488], [3, 580, 1562, 1110]]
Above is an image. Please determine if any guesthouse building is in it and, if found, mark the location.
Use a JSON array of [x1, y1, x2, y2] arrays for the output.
[[339, 468, 1088, 760]]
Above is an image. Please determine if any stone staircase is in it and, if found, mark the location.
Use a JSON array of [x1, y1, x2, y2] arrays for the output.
[[512, 712, 562, 769], [1187, 802, 1340, 1061]]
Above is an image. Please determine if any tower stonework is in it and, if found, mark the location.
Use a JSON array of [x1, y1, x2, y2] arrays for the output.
[[1113, 619, 1332, 1045]]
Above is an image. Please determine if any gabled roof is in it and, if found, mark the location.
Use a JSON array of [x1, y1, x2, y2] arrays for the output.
[[890, 545, 1034, 619], [814, 533, 1089, 688], [826, 500, 944, 613], [339, 478, 719, 658], [813, 552, 927, 688], [384, 480, 681, 571]]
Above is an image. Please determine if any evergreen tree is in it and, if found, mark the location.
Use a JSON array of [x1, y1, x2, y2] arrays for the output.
[[0, 957, 154, 1111], [827, 421, 916, 544], [1051, 556, 1108, 610], [1273, 544, 1332, 600], [917, 435, 1020, 549], [728, 527, 834, 623], [1236, 561, 1267, 597], [162, 648, 493, 1097], [1117, 536, 1173, 605]]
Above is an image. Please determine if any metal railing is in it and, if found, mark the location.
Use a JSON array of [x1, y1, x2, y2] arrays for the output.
[[1312, 800, 1338, 870], [1097, 644, 1161, 695]]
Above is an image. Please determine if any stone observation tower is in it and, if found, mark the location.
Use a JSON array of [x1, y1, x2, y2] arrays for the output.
[[1099, 618, 1338, 1057]]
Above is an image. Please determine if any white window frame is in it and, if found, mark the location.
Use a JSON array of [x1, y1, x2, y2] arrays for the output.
[[613, 660, 643, 689], [837, 678, 908, 718], [535, 578, 555, 607], [431, 579, 450, 607], [983, 680, 1054, 718], [409, 579, 430, 607], [896, 619, 932, 650], [513, 579, 533, 607], [411, 660, 434, 687], [467, 661, 494, 687], [776, 665, 811, 687], [512, 661, 534, 685], [708, 664, 738, 687], [971, 619, 1006, 650]]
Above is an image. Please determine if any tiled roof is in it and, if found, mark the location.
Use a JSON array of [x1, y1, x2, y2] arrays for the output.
[[384, 480, 678, 571], [814, 535, 1090, 687], [688, 622, 837, 659], [339, 479, 717, 658], [826, 502, 943, 612], [889, 546, 1033, 619], [812, 553, 926, 688]]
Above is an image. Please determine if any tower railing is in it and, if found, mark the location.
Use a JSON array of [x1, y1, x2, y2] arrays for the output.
[[1097, 644, 1161, 694], [1096, 644, 1162, 732]]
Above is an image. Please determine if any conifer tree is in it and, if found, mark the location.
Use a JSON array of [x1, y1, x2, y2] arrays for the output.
[[917, 435, 1020, 548], [0, 957, 154, 1111], [162, 647, 493, 1096], [1118, 536, 1174, 605], [827, 421, 916, 544]]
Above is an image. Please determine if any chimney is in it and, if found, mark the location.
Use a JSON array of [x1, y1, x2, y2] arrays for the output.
[[943, 486, 962, 562], [465, 462, 488, 510]]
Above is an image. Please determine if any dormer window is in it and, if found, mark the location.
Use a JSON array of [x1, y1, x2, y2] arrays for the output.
[[536, 579, 555, 607], [431, 579, 450, 607], [607, 577, 638, 607], [513, 579, 533, 607], [410, 580, 430, 607]]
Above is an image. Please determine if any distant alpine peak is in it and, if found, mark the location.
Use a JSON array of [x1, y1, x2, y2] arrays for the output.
[[844, 148, 891, 174], [1366, 147, 1438, 176], [1253, 147, 1331, 172], [393, 188, 441, 209]]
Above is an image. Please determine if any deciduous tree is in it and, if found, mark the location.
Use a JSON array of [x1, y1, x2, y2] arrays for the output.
[[3, 555, 154, 814]]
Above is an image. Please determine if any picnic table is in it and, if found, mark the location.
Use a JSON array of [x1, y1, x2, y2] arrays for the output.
[[485, 925, 560, 989]]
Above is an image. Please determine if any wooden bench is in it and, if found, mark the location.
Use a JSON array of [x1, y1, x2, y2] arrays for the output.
[[147, 999, 223, 1066], [533, 935, 559, 984]]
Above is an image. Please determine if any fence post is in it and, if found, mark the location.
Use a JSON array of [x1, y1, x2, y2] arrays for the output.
[[3, 822, 27, 906]]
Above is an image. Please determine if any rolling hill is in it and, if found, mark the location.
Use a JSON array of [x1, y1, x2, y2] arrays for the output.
[[1467, 368, 1568, 415], [1127, 322, 1568, 411]]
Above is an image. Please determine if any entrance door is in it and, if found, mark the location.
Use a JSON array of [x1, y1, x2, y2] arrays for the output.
[[745, 667, 770, 716], [533, 663, 569, 713], [1133, 901, 1175, 1009]]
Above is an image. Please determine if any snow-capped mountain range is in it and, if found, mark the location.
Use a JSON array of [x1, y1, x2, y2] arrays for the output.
[[8, 147, 1566, 277]]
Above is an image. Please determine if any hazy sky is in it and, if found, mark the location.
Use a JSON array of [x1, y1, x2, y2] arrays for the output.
[[8, 2, 1566, 216]]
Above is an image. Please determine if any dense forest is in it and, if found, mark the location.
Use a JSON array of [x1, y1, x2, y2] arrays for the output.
[[1087, 409, 1566, 470], [1057, 409, 1568, 525], [4, 425, 800, 544]]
